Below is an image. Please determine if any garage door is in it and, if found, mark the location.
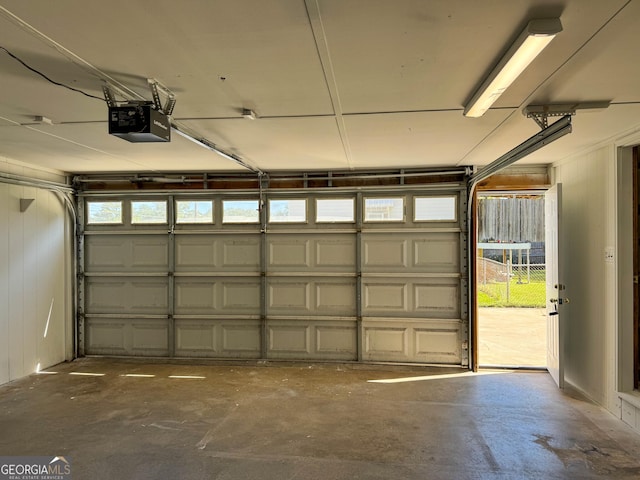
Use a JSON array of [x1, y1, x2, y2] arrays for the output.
[[79, 186, 468, 365]]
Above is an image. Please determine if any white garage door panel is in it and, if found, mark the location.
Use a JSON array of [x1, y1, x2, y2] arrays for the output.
[[269, 238, 310, 267], [175, 236, 216, 269], [364, 283, 408, 311], [363, 232, 460, 273], [132, 323, 169, 352], [269, 324, 310, 353], [86, 278, 169, 314], [85, 235, 169, 272], [175, 280, 216, 311], [85, 319, 127, 353], [222, 282, 261, 311], [316, 237, 355, 269], [316, 325, 357, 354], [268, 320, 357, 360], [268, 234, 355, 272], [221, 238, 261, 269], [413, 234, 460, 272], [268, 281, 311, 312], [86, 318, 170, 356], [174, 278, 261, 315], [268, 278, 356, 316], [363, 278, 460, 318], [364, 327, 408, 356], [176, 323, 215, 351], [315, 282, 356, 312], [174, 319, 261, 358], [415, 328, 461, 363], [414, 282, 460, 318], [175, 235, 260, 272], [222, 323, 261, 355], [363, 239, 407, 268], [363, 319, 462, 363]]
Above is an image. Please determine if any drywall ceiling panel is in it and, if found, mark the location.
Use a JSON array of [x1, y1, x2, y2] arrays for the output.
[[461, 104, 640, 166], [344, 109, 514, 168], [0, 123, 244, 173], [179, 116, 350, 171], [316, 0, 629, 113], [0, 0, 333, 119], [0, 0, 637, 174]]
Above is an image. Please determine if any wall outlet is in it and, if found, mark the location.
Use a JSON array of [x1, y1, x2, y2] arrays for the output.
[[604, 246, 615, 263]]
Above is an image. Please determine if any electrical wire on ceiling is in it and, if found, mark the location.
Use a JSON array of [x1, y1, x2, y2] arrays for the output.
[[0, 46, 104, 101]]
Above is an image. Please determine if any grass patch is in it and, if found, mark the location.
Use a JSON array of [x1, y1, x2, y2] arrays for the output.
[[478, 279, 546, 308]]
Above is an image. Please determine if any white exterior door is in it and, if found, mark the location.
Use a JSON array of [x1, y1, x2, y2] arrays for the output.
[[545, 184, 564, 387]]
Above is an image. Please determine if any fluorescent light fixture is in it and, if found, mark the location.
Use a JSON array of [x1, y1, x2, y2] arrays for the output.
[[464, 18, 562, 118]]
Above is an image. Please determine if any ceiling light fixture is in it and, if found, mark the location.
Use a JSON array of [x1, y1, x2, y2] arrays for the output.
[[463, 18, 563, 118], [33, 115, 53, 125], [242, 108, 257, 120]]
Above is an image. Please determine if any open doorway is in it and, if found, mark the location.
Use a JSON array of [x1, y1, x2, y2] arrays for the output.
[[476, 192, 547, 368]]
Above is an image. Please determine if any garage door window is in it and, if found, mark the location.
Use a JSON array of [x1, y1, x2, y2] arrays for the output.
[[316, 198, 354, 223], [86, 201, 123, 225], [414, 196, 457, 221], [131, 201, 167, 224], [222, 200, 260, 223], [176, 200, 214, 224], [269, 199, 307, 223], [364, 197, 404, 222]]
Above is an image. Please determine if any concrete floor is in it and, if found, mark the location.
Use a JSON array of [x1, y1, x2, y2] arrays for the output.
[[2, 358, 640, 479]]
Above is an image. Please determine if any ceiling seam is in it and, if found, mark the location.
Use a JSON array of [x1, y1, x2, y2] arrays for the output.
[[455, 0, 634, 167], [304, 0, 354, 170]]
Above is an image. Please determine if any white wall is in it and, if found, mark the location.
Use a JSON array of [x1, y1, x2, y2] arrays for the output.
[[554, 146, 617, 408], [554, 132, 640, 434], [0, 158, 72, 386]]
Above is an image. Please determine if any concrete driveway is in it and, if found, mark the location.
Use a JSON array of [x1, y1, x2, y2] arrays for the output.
[[478, 307, 547, 367]]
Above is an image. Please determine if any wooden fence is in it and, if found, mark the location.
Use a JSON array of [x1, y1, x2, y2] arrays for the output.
[[478, 195, 545, 243]]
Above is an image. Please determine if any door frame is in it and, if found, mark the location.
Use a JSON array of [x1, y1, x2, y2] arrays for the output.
[[633, 146, 639, 389], [615, 142, 638, 395], [471, 167, 551, 371]]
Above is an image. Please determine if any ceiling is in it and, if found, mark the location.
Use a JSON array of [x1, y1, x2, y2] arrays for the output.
[[0, 0, 638, 175]]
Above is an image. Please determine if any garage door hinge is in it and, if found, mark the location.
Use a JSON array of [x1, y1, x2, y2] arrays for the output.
[[462, 341, 468, 351]]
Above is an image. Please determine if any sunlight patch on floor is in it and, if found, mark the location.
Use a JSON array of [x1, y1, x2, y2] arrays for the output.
[[368, 370, 512, 384]]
